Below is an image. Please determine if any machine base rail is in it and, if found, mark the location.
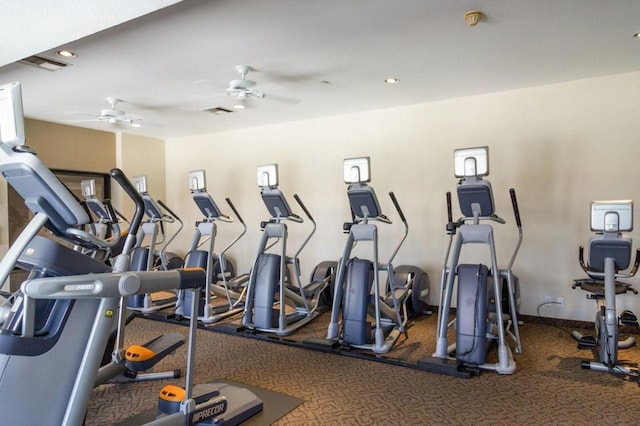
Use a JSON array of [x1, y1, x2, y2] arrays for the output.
[[417, 357, 478, 379]]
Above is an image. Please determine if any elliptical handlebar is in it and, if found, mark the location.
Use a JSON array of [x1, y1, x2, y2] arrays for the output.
[[292, 194, 317, 259], [388, 191, 406, 224], [157, 199, 182, 226], [110, 168, 145, 256], [386, 191, 409, 266], [507, 188, 523, 271], [445, 191, 458, 235], [225, 197, 245, 225], [294, 193, 315, 224], [100, 199, 118, 225], [156, 199, 184, 268], [219, 197, 248, 256], [510, 188, 522, 229], [66, 169, 144, 249]]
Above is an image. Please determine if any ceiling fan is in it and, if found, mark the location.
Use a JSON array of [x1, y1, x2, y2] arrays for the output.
[[223, 65, 265, 100], [203, 65, 300, 109], [70, 97, 159, 128]]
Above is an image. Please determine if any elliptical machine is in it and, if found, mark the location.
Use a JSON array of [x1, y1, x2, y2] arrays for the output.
[[242, 164, 336, 336], [427, 147, 523, 375], [571, 200, 640, 378], [176, 169, 249, 323], [320, 157, 429, 354], [74, 177, 184, 384], [127, 175, 184, 313]]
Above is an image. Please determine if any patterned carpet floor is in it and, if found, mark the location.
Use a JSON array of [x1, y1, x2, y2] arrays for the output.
[[86, 310, 640, 425]]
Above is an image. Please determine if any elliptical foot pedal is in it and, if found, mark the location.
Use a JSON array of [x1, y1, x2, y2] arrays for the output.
[[620, 310, 639, 327], [577, 335, 597, 349]]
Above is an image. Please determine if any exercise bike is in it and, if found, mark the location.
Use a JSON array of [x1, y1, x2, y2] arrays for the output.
[[176, 169, 250, 323], [423, 146, 523, 375], [571, 200, 640, 379], [317, 157, 429, 354], [242, 164, 337, 336]]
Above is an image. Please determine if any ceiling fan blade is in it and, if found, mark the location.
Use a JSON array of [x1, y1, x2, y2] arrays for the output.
[[132, 119, 163, 128], [263, 92, 300, 105], [246, 89, 265, 99], [66, 118, 101, 123]]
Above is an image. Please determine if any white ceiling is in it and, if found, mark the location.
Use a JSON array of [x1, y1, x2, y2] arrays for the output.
[[2, 0, 640, 140]]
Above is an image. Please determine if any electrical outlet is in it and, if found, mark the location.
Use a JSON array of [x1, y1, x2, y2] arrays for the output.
[[544, 296, 564, 307]]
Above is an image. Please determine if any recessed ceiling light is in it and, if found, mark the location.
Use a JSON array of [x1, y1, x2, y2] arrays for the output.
[[233, 104, 246, 110], [56, 50, 77, 58], [385, 78, 400, 84], [130, 122, 142, 128], [634, 32, 640, 38]]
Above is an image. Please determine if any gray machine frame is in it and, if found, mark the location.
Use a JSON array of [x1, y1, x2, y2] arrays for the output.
[[176, 169, 249, 323], [128, 175, 184, 313], [430, 147, 523, 374], [242, 164, 335, 336], [81, 178, 186, 386], [571, 200, 640, 378], [323, 157, 428, 354]]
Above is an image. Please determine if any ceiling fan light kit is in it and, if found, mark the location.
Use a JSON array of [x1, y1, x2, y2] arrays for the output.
[[223, 65, 266, 100]]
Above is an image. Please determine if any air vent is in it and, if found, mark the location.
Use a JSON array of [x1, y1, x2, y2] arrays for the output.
[[19, 55, 69, 71], [203, 106, 233, 115]]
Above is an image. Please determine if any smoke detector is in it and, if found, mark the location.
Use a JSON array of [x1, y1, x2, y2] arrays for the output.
[[464, 10, 483, 27]]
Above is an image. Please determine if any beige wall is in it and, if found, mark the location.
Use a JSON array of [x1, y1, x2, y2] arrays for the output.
[[3, 72, 640, 322], [164, 70, 640, 322], [114, 133, 166, 224], [0, 119, 116, 290], [24, 118, 116, 171], [0, 120, 116, 238], [0, 123, 165, 258]]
